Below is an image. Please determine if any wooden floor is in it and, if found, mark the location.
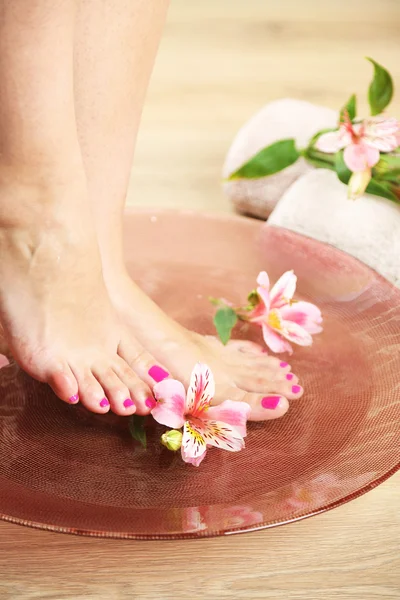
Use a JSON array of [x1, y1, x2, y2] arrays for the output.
[[130, 0, 400, 213], [1, 2, 399, 599]]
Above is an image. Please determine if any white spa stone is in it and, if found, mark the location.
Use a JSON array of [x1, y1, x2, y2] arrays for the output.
[[268, 169, 400, 288], [222, 98, 338, 219]]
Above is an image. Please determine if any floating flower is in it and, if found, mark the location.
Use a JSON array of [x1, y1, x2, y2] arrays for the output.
[[248, 270, 323, 354], [316, 113, 400, 199], [152, 363, 250, 466]]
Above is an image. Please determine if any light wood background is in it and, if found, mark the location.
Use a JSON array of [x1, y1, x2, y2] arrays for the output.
[[130, 0, 400, 213], [1, 1, 399, 598]]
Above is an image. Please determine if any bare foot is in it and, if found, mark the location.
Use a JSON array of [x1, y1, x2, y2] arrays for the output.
[[0, 174, 159, 416], [106, 270, 304, 421]]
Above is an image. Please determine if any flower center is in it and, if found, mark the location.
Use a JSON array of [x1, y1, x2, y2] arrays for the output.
[[268, 309, 282, 330], [185, 421, 204, 443]]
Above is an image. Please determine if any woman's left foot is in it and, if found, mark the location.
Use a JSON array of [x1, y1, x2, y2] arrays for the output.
[[106, 271, 304, 421]]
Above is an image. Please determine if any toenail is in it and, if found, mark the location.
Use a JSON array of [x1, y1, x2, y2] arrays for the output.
[[280, 362, 288, 368], [286, 373, 294, 381], [100, 398, 110, 408], [123, 398, 135, 409], [261, 396, 281, 410], [145, 397, 157, 409], [292, 385, 302, 394], [148, 365, 169, 383], [68, 394, 79, 404]]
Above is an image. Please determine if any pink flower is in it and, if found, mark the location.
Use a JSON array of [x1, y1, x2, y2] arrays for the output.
[[152, 363, 250, 466], [316, 114, 399, 172], [249, 270, 323, 354], [316, 114, 400, 200]]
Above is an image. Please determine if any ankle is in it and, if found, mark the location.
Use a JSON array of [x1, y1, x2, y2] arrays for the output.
[[0, 164, 88, 229]]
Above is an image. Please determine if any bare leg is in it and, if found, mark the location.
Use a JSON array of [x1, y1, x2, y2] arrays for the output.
[[0, 0, 157, 416], [74, 0, 303, 421]]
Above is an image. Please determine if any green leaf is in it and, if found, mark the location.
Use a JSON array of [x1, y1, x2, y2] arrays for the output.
[[213, 306, 238, 345], [303, 147, 336, 171], [373, 154, 400, 179], [228, 139, 300, 180], [334, 151, 352, 184], [340, 94, 357, 122], [366, 58, 394, 116], [365, 178, 398, 203], [129, 415, 147, 448]]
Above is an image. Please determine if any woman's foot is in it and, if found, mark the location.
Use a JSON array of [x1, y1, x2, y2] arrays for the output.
[[0, 174, 158, 416], [106, 270, 304, 421]]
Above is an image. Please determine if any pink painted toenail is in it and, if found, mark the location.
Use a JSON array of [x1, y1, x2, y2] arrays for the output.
[[148, 365, 169, 383], [145, 397, 157, 409], [100, 398, 110, 408], [68, 394, 79, 404], [123, 398, 135, 409], [280, 362, 288, 368], [261, 396, 281, 410], [292, 385, 302, 394], [286, 373, 294, 381]]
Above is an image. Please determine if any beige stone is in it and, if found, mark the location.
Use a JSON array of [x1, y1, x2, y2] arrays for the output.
[[222, 98, 338, 219]]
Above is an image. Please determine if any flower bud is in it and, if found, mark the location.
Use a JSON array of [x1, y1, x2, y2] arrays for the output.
[[161, 429, 183, 451], [348, 169, 371, 200]]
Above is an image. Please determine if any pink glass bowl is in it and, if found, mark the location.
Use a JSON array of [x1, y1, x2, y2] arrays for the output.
[[0, 209, 399, 539]]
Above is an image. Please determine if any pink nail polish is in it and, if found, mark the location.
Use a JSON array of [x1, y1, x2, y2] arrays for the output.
[[261, 396, 281, 410], [148, 365, 169, 383], [286, 373, 294, 381], [292, 385, 302, 394], [100, 398, 110, 408], [68, 394, 79, 404], [145, 397, 157, 409], [123, 398, 135, 409], [280, 362, 288, 368]]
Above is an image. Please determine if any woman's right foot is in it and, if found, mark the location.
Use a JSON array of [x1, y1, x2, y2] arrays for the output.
[[0, 171, 156, 416]]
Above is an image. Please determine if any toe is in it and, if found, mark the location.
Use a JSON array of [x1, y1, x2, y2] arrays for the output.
[[113, 356, 156, 416], [232, 364, 294, 393], [72, 367, 111, 414], [48, 363, 79, 404], [214, 385, 290, 421], [92, 364, 135, 416], [118, 339, 171, 387]]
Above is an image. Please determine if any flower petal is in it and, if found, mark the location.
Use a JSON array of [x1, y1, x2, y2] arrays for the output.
[[152, 379, 186, 429], [206, 400, 251, 437], [315, 129, 349, 153], [279, 301, 323, 334], [186, 363, 215, 416], [280, 320, 313, 346], [344, 142, 380, 172], [262, 323, 293, 354], [365, 116, 400, 137], [181, 421, 207, 466], [256, 271, 270, 311], [198, 419, 245, 452], [270, 270, 297, 308]]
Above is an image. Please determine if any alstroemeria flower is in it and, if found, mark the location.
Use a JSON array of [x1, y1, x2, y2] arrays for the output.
[[316, 114, 400, 199], [152, 363, 250, 466], [316, 114, 400, 172], [249, 270, 323, 354]]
